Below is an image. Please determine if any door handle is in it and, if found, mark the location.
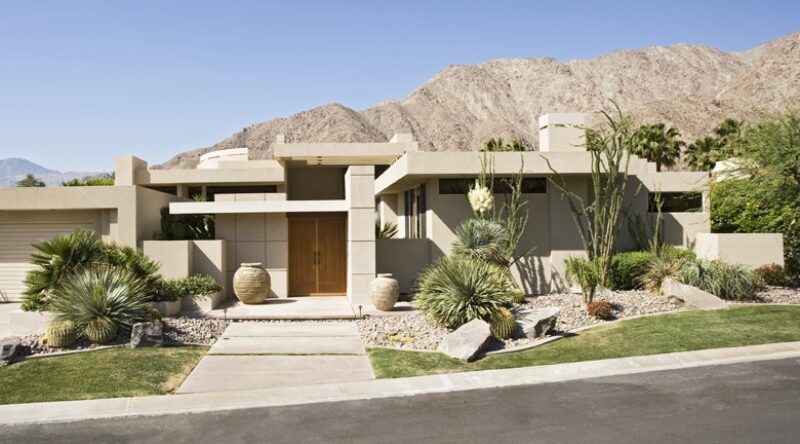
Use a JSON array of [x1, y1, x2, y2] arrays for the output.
[[315, 251, 321, 265]]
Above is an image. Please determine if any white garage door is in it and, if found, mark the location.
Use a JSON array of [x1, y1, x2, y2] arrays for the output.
[[0, 221, 96, 302]]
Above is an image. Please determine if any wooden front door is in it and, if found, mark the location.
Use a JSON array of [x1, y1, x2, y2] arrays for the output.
[[288, 213, 347, 296]]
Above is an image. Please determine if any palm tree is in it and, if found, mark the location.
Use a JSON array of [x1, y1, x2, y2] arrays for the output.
[[630, 123, 685, 172], [685, 137, 720, 172], [482, 138, 528, 152], [16, 174, 45, 187], [713, 118, 745, 158]]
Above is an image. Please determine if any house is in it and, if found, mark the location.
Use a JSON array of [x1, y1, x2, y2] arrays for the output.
[[0, 113, 714, 307]]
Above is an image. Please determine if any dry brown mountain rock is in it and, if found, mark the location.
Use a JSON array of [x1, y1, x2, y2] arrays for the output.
[[159, 31, 800, 169]]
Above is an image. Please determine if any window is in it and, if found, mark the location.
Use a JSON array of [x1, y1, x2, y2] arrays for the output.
[[438, 178, 546, 195], [649, 192, 703, 213], [404, 184, 426, 239]]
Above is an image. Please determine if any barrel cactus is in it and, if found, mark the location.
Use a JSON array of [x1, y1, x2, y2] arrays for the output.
[[44, 320, 79, 348], [508, 288, 525, 304], [85, 317, 118, 344], [489, 307, 517, 339]]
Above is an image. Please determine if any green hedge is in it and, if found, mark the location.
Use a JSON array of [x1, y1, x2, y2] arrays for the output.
[[609, 251, 655, 290]]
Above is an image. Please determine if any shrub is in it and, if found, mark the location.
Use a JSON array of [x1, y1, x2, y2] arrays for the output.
[[639, 254, 689, 294], [450, 219, 509, 267], [414, 256, 511, 329], [21, 230, 162, 311], [564, 257, 599, 305], [152, 275, 222, 302], [682, 259, 764, 301], [489, 307, 516, 339], [754, 264, 789, 287], [586, 301, 613, 320], [609, 251, 655, 290], [49, 266, 150, 334]]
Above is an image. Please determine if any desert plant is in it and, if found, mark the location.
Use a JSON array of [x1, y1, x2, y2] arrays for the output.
[[156, 206, 215, 240], [481, 137, 528, 152], [16, 173, 45, 187], [586, 301, 613, 320], [61, 174, 114, 186], [754, 264, 789, 287], [682, 260, 764, 301], [178, 274, 222, 297], [414, 256, 511, 329], [639, 254, 689, 294], [489, 307, 517, 339], [49, 266, 150, 334], [375, 221, 398, 239], [546, 104, 634, 290], [508, 287, 525, 304], [630, 123, 685, 172], [609, 251, 656, 290], [450, 218, 509, 267], [564, 257, 600, 306], [44, 320, 79, 348], [84, 316, 118, 344]]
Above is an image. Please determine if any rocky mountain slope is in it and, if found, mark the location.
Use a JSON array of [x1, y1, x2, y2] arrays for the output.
[[0, 158, 102, 187], [160, 31, 800, 169]]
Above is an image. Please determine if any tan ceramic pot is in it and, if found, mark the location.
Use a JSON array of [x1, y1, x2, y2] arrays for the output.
[[369, 273, 399, 311], [233, 263, 270, 304]]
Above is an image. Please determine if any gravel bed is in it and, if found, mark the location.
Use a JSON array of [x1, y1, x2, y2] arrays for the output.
[[752, 287, 800, 304], [357, 290, 684, 352], [163, 317, 230, 345], [19, 332, 130, 357]]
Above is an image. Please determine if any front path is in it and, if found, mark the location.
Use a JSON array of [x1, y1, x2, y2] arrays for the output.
[[176, 322, 374, 394]]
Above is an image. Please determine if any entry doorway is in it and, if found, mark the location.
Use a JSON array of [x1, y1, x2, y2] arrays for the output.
[[288, 213, 347, 296]]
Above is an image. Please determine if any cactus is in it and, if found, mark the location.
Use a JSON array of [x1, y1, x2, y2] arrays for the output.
[[85, 317, 118, 344], [44, 320, 79, 348], [508, 288, 525, 304], [489, 307, 517, 339]]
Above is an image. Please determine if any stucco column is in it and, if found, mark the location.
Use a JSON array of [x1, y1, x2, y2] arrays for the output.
[[346, 165, 376, 304]]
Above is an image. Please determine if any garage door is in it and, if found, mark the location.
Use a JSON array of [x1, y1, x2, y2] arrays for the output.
[[0, 221, 97, 302]]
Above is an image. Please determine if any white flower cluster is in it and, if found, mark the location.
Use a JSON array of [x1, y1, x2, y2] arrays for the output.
[[468, 180, 493, 216]]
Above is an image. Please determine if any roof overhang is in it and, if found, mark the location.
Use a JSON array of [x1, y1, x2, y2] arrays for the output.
[[274, 142, 405, 165], [170, 199, 349, 215]]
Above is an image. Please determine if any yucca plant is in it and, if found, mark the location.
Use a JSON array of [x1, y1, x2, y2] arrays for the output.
[[414, 256, 511, 329], [22, 229, 104, 311], [375, 221, 399, 239], [639, 254, 689, 294], [450, 219, 510, 267], [49, 266, 150, 338], [564, 257, 600, 307]]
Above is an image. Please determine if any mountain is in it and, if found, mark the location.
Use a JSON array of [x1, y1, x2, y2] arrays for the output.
[[0, 158, 103, 187], [160, 31, 800, 169]]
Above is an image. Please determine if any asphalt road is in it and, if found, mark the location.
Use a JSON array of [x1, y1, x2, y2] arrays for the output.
[[4, 358, 800, 443]]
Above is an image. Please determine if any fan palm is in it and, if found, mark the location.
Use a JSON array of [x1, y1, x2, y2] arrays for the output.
[[630, 123, 685, 172], [685, 137, 721, 172]]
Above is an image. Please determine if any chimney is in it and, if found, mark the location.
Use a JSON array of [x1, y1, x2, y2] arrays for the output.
[[538, 113, 588, 151]]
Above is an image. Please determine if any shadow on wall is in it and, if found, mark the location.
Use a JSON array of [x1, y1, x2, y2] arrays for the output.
[[514, 255, 548, 295]]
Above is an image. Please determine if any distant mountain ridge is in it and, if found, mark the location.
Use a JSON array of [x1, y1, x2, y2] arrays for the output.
[[160, 30, 800, 169], [0, 158, 103, 187]]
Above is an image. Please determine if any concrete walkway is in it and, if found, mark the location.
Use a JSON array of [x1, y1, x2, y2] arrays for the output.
[[205, 297, 416, 320], [176, 322, 374, 394]]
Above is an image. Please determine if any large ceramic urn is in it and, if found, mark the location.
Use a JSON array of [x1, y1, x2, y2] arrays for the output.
[[369, 273, 400, 311], [233, 263, 270, 304]]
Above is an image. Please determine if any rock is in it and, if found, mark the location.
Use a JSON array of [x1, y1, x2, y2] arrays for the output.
[[663, 279, 728, 310], [1, 336, 22, 366], [515, 307, 560, 338], [437, 319, 492, 362], [130, 322, 164, 348]]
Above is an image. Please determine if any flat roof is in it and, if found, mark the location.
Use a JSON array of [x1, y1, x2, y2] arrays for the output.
[[274, 142, 405, 165], [170, 200, 349, 215]]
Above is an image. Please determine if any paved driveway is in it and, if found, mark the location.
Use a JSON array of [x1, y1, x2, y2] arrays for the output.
[[177, 322, 374, 393]]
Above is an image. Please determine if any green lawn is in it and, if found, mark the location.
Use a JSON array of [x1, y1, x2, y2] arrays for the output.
[[0, 346, 208, 405], [368, 306, 800, 378]]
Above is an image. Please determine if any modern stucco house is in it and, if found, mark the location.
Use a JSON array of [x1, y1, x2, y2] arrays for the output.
[[0, 113, 716, 307]]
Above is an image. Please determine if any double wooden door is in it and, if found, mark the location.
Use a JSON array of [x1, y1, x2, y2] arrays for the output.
[[288, 213, 347, 296]]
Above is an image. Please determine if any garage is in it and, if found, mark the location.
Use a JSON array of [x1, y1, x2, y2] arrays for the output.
[[0, 212, 100, 302]]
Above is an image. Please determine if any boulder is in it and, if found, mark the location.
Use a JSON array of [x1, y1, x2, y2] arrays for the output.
[[663, 279, 728, 310], [515, 307, 560, 338], [130, 322, 164, 348], [1, 336, 22, 366], [437, 319, 492, 362]]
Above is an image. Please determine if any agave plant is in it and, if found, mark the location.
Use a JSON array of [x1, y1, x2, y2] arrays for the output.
[[49, 266, 150, 335], [22, 229, 104, 311], [414, 256, 511, 329], [450, 219, 509, 267]]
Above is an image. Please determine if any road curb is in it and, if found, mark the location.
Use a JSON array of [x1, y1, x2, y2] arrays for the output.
[[2, 341, 800, 426]]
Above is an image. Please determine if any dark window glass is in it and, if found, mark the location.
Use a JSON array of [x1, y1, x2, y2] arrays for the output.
[[649, 192, 703, 213], [148, 186, 177, 195], [206, 185, 277, 201], [188, 186, 203, 200], [438, 178, 546, 194], [404, 184, 427, 239]]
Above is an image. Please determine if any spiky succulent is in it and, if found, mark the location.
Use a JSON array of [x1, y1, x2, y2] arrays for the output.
[[489, 307, 517, 339], [85, 317, 118, 344], [450, 219, 509, 267], [44, 320, 79, 348]]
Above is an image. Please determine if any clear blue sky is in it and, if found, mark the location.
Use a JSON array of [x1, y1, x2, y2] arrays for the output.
[[1, 1, 798, 172]]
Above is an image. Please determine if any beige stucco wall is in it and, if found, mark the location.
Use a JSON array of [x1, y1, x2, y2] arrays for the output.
[[346, 165, 376, 304], [695, 233, 784, 268], [216, 213, 288, 299], [143, 240, 193, 279], [376, 239, 431, 294]]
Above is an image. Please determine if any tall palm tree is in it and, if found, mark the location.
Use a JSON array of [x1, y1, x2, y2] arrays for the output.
[[713, 118, 745, 158], [630, 123, 685, 172], [685, 137, 720, 172]]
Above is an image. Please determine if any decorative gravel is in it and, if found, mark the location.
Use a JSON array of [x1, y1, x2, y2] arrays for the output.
[[357, 290, 685, 352], [752, 287, 800, 305], [18, 333, 130, 357], [163, 317, 230, 345]]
